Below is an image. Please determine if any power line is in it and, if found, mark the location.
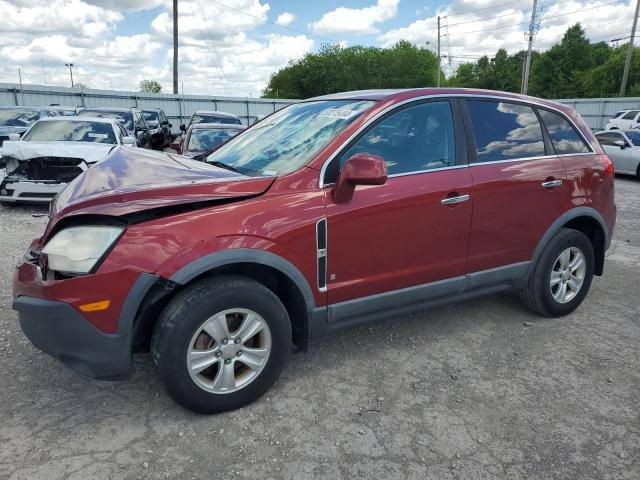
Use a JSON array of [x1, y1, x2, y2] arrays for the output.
[[207, 0, 339, 44], [539, 0, 628, 21]]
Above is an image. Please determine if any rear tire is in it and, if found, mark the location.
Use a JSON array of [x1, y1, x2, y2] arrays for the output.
[[151, 275, 291, 414], [519, 228, 594, 317]]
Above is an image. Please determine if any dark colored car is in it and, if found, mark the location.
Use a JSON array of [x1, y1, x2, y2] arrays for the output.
[[173, 123, 245, 157], [76, 107, 151, 148], [13, 89, 615, 414], [142, 109, 173, 150], [179, 110, 242, 133], [0, 106, 58, 145]]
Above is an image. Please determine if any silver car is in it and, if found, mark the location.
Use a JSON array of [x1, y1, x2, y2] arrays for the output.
[[596, 130, 640, 179]]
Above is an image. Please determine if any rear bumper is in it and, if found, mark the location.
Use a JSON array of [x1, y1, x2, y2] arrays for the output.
[[13, 265, 158, 380], [0, 180, 64, 203]]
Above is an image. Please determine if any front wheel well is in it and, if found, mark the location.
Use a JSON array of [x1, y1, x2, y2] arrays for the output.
[[132, 263, 310, 353], [562, 216, 605, 275]]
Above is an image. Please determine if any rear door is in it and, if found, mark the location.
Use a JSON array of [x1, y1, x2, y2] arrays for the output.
[[462, 98, 567, 274], [323, 99, 473, 308], [597, 131, 633, 173]]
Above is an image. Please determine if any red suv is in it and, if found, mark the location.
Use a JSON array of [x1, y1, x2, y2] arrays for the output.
[[13, 89, 615, 413]]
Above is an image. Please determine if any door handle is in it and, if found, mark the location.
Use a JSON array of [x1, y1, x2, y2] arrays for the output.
[[441, 194, 470, 205], [541, 179, 563, 188]]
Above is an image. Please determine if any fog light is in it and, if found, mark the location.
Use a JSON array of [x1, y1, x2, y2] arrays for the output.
[[0, 189, 7, 196]]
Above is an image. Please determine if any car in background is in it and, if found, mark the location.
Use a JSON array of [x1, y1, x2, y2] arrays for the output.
[[173, 123, 245, 157], [179, 110, 242, 133], [48, 105, 79, 116], [77, 107, 151, 148], [605, 109, 640, 130], [142, 108, 173, 150], [596, 130, 640, 178], [0, 117, 134, 203], [0, 106, 58, 146]]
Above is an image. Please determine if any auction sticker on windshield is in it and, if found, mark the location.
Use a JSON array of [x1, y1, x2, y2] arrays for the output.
[[318, 109, 360, 120]]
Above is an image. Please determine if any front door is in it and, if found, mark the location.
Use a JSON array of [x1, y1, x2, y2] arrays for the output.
[[322, 99, 473, 314]]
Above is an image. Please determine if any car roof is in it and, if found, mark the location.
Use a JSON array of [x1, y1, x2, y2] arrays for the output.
[[79, 107, 139, 113], [190, 122, 245, 130], [192, 110, 240, 118], [36, 116, 117, 124], [308, 88, 574, 113]]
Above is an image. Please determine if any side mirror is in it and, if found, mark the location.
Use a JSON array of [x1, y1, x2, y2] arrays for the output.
[[180, 124, 186, 132], [613, 140, 626, 149], [122, 136, 137, 146], [332, 153, 387, 203], [8, 133, 21, 141]]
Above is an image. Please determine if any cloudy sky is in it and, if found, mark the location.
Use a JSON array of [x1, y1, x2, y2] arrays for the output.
[[0, 0, 635, 97]]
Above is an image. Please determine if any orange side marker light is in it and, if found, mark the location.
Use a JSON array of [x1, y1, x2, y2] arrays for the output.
[[79, 300, 111, 312]]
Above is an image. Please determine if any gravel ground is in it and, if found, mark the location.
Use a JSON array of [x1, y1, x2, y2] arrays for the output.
[[0, 177, 638, 480]]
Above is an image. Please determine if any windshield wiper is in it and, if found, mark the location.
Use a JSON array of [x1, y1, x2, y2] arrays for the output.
[[208, 160, 240, 173]]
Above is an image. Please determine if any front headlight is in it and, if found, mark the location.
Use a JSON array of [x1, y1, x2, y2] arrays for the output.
[[42, 226, 124, 274]]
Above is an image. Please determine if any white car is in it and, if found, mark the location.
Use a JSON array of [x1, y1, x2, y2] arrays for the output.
[[596, 130, 640, 178], [0, 117, 136, 203], [605, 109, 640, 130]]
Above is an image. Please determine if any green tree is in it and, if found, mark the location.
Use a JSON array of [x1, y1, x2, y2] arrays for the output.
[[139, 79, 162, 93], [73, 82, 89, 90], [263, 41, 438, 98]]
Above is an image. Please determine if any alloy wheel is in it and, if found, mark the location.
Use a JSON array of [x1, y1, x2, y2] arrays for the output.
[[550, 247, 586, 304], [186, 308, 272, 394]]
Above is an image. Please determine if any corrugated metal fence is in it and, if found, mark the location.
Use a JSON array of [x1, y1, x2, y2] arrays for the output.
[[554, 97, 640, 130], [0, 83, 296, 131], [2, 83, 639, 131]]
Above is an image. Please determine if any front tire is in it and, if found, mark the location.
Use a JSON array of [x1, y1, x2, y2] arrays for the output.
[[151, 275, 291, 413], [519, 228, 595, 317]]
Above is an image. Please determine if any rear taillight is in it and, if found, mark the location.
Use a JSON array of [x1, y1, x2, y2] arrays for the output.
[[598, 155, 614, 174]]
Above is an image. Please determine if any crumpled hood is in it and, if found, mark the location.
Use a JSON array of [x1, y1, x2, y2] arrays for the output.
[[0, 141, 115, 164], [50, 146, 275, 219]]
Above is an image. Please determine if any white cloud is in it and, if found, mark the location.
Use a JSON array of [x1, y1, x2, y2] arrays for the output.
[[379, 0, 635, 76], [309, 0, 399, 36], [276, 12, 295, 27]]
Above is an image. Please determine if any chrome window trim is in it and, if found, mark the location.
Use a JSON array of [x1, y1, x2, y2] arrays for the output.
[[318, 93, 596, 188]]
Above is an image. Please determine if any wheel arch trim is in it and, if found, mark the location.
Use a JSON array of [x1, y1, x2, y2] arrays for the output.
[[529, 207, 608, 276]]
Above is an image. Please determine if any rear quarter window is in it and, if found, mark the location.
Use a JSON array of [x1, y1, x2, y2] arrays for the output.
[[467, 100, 546, 162], [538, 109, 591, 155]]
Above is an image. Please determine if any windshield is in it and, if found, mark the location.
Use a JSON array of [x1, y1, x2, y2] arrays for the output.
[[22, 120, 116, 144], [143, 111, 159, 125], [188, 128, 241, 151], [192, 114, 241, 125], [625, 131, 640, 146], [0, 109, 39, 127], [77, 110, 133, 131], [205, 100, 374, 177]]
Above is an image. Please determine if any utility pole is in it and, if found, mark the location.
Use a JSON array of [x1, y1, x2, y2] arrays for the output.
[[18, 68, 24, 105], [521, 0, 539, 95], [437, 16, 441, 87], [173, 0, 178, 95], [620, 0, 639, 96], [65, 63, 74, 88]]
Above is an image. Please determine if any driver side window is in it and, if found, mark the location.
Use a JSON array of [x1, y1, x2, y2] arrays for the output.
[[339, 101, 456, 176]]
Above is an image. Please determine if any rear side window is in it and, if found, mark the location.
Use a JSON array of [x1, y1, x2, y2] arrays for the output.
[[467, 100, 546, 163], [596, 132, 625, 146], [538, 109, 590, 155], [622, 110, 639, 120]]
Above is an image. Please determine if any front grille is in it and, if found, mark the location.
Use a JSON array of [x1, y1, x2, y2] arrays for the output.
[[25, 157, 85, 183], [18, 192, 57, 199]]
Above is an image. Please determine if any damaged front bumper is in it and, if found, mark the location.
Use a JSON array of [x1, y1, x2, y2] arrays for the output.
[[0, 178, 65, 203]]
